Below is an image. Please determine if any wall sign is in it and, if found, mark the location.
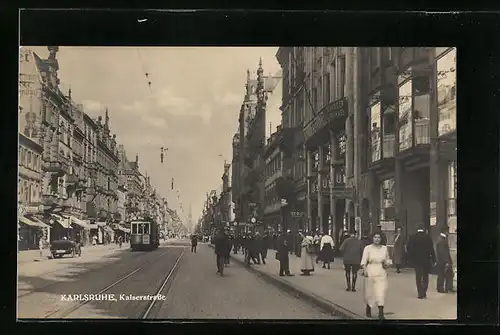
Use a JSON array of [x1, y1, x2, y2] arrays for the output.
[[304, 98, 348, 142]]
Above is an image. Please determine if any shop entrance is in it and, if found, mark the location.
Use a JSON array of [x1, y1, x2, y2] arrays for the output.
[[402, 167, 430, 234]]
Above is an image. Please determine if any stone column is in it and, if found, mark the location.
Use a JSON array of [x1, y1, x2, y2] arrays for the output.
[[306, 147, 312, 232], [352, 47, 361, 227], [317, 145, 324, 234], [428, 48, 446, 245], [329, 131, 338, 242]]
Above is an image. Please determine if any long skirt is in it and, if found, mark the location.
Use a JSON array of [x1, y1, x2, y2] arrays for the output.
[[320, 243, 335, 263], [300, 247, 315, 272], [363, 274, 388, 307]]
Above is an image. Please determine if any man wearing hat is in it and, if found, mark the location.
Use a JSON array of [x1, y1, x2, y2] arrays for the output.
[[406, 223, 437, 299], [278, 231, 294, 277], [436, 228, 455, 293]]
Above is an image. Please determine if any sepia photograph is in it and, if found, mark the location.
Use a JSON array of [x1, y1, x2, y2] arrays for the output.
[[17, 45, 457, 320]]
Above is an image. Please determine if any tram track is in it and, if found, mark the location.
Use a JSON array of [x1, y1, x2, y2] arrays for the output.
[[42, 248, 186, 319], [18, 249, 149, 299]]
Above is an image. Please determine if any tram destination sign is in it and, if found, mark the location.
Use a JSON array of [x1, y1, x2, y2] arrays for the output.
[[304, 98, 348, 142]]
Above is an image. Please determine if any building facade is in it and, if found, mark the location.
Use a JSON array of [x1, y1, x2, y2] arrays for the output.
[[36, 46, 81, 242], [18, 47, 49, 250], [276, 47, 351, 244], [354, 47, 456, 258], [262, 126, 284, 234]]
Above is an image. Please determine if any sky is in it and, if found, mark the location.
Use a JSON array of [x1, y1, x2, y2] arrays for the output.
[[25, 46, 282, 221]]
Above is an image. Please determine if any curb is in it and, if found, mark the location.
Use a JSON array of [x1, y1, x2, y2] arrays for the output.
[[208, 245, 365, 319]]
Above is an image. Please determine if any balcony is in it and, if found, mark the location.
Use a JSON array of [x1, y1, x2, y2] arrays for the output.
[[42, 161, 64, 175], [415, 120, 430, 145], [369, 136, 396, 178], [382, 135, 396, 158]]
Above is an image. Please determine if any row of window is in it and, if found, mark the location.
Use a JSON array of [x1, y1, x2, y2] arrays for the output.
[[283, 48, 346, 129], [264, 182, 279, 207], [18, 179, 42, 204], [264, 155, 282, 181], [18, 146, 41, 172], [369, 48, 456, 163]]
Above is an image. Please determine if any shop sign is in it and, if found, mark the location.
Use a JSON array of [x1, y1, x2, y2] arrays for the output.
[[19, 205, 42, 215], [331, 187, 355, 199], [290, 211, 305, 218], [304, 98, 348, 142]]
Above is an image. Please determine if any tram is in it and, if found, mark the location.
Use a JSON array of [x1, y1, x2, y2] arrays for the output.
[[130, 217, 160, 251]]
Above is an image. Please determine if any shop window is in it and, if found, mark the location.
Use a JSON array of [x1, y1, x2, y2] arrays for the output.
[[337, 132, 346, 161], [413, 76, 431, 145], [382, 105, 396, 158], [380, 179, 396, 233], [398, 79, 413, 151], [370, 102, 381, 162], [437, 48, 457, 136]]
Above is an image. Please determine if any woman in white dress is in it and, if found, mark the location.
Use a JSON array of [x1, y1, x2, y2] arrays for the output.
[[360, 232, 392, 319], [300, 232, 315, 275]]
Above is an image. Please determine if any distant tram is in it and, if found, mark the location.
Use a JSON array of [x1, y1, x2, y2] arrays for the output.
[[130, 217, 160, 251]]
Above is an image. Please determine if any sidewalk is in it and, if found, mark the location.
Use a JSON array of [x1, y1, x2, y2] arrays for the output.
[[17, 243, 124, 265], [221, 247, 457, 320]]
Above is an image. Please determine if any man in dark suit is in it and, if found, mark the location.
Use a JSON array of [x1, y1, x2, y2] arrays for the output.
[[278, 233, 294, 277], [214, 229, 229, 275], [406, 224, 436, 299], [436, 229, 455, 293]]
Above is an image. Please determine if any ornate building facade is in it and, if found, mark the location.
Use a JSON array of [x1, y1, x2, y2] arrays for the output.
[[18, 47, 49, 250]]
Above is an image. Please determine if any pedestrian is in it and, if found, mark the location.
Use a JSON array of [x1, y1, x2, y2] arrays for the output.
[[213, 229, 229, 276], [436, 229, 455, 293], [191, 234, 198, 253], [361, 232, 371, 248], [360, 232, 392, 319], [38, 236, 44, 259], [248, 233, 259, 265], [374, 225, 388, 246], [255, 232, 266, 264], [406, 223, 437, 299], [286, 230, 294, 255], [92, 235, 97, 246], [294, 230, 302, 257], [319, 232, 335, 269], [277, 232, 294, 277], [339, 230, 350, 248], [339, 231, 364, 292], [118, 235, 123, 248], [313, 230, 321, 264], [225, 234, 232, 265], [300, 231, 315, 276], [262, 232, 269, 261], [393, 227, 406, 273]]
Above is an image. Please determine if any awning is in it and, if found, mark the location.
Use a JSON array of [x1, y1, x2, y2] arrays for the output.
[[66, 216, 92, 229], [116, 224, 131, 233], [87, 223, 99, 230], [19, 215, 47, 228], [52, 215, 72, 229], [97, 222, 107, 227], [30, 216, 50, 228]]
